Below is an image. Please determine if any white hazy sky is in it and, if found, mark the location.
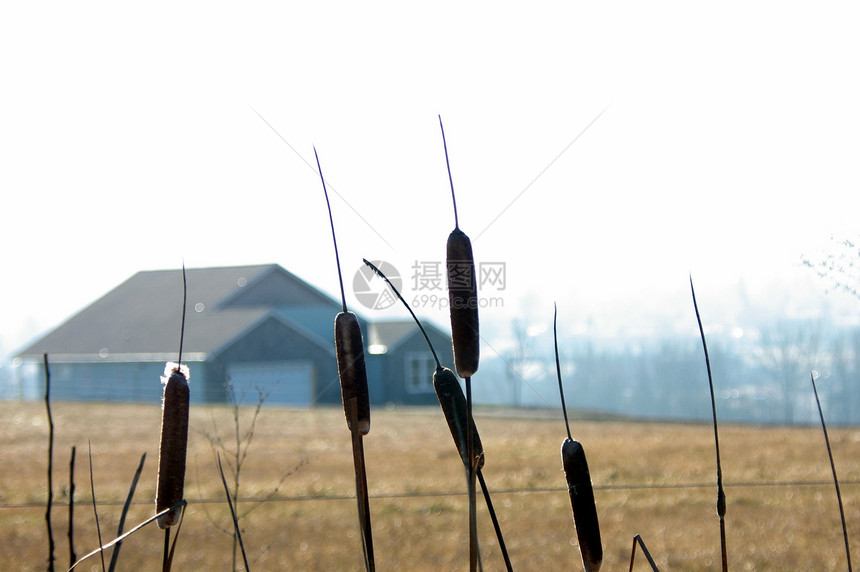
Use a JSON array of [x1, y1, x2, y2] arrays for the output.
[[2, 2, 859, 358]]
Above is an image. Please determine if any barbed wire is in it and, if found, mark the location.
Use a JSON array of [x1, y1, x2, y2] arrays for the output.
[[2, 479, 857, 510]]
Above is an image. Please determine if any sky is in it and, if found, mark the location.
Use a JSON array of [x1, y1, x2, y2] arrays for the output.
[[2, 2, 860, 360]]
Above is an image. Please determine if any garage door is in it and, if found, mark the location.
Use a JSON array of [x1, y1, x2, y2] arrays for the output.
[[226, 361, 314, 406]]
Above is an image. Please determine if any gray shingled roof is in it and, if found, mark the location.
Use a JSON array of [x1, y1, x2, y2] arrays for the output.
[[17, 264, 338, 360]]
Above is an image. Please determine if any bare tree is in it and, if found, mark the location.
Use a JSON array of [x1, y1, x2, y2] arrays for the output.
[[828, 327, 860, 425], [504, 319, 540, 408], [755, 319, 822, 424], [802, 236, 860, 299], [199, 372, 304, 571]]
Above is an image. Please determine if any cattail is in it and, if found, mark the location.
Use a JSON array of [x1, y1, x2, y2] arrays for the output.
[[437, 115, 481, 572], [554, 305, 602, 571], [562, 438, 602, 571], [433, 365, 484, 471], [446, 228, 480, 378], [440, 116, 480, 379], [155, 362, 189, 529], [363, 258, 513, 572], [316, 149, 375, 571], [315, 147, 372, 436], [335, 311, 371, 435]]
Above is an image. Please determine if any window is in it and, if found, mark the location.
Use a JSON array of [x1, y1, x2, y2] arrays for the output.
[[405, 352, 436, 393]]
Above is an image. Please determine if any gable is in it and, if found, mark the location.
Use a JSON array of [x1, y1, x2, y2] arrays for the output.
[[212, 314, 334, 362], [218, 266, 341, 309]]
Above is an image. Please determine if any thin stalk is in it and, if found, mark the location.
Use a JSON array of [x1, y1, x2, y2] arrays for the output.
[[162, 530, 170, 572], [177, 263, 186, 368], [351, 424, 374, 572], [338, 396, 375, 571], [477, 469, 512, 572], [628, 534, 660, 572], [554, 304, 573, 440], [811, 374, 852, 572], [690, 277, 728, 572], [68, 446, 76, 569], [439, 115, 459, 229], [317, 149, 375, 570], [163, 508, 186, 572], [232, 389, 242, 570], [465, 375, 479, 572], [68, 501, 187, 571], [44, 353, 56, 572], [315, 147, 347, 312], [218, 453, 250, 572], [87, 441, 106, 572], [108, 453, 146, 572]]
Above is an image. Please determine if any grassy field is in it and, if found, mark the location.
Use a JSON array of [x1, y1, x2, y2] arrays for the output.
[[1, 399, 857, 571]]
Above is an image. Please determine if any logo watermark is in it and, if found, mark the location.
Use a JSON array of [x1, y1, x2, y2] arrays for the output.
[[353, 259, 507, 311], [353, 260, 402, 310]]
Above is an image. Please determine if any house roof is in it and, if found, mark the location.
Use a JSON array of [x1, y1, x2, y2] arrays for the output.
[[17, 264, 342, 361]]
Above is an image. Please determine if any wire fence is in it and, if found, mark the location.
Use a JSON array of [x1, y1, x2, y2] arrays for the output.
[[3, 479, 858, 510]]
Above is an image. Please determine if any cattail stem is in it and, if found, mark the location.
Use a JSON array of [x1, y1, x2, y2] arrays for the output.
[[44, 352, 56, 572], [465, 375, 479, 572], [690, 277, 728, 572], [628, 534, 660, 572], [162, 529, 170, 572], [348, 398, 375, 572], [218, 453, 251, 572], [315, 147, 347, 313], [554, 304, 573, 441], [87, 441, 106, 572], [811, 374, 853, 572], [477, 469, 512, 572], [439, 115, 459, 229], [178, 263, 186, 368], [108, 452, 146, 572], [352, 432, 374, 572], [68, 445, 76, 569]]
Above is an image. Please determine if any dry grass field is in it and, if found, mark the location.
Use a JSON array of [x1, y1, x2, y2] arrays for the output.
[[1, 399, 858, 571]]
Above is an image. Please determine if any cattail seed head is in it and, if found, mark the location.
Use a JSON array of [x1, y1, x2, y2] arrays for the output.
[[335, 311, 371, 435], [446, 228, 479, 378], [561, 437, 602, 572], [433, 366, 484, 471], [156, 362, 190, 528]]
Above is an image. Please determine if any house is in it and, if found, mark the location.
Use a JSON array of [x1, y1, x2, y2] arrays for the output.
[[11, 264, 455, 407]]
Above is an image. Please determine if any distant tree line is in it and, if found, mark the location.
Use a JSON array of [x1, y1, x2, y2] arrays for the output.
[[496, 319, 859, 426]]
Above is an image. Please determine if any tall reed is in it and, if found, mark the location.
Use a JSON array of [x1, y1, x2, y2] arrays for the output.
[[439, 116, 481, 571], [363, 258, 513, 571], [44, 352, 56, 572], [811, 373, 852, 571], [315, 147, 375, 571], [690, 277, 728, 572], [554, 305, 602, 571]]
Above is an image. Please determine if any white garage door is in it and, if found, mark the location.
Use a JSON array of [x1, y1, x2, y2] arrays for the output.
[[226, 361, 314, 406]]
